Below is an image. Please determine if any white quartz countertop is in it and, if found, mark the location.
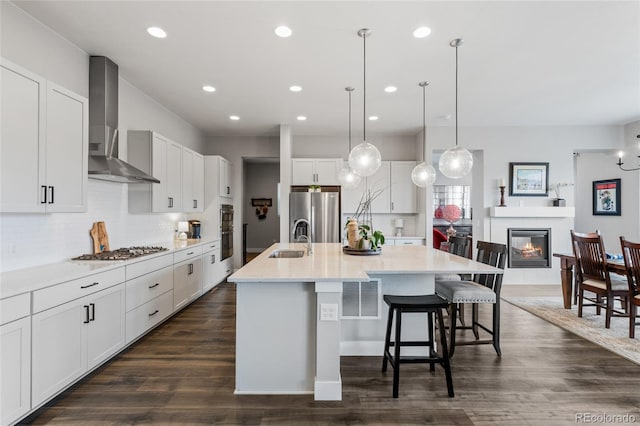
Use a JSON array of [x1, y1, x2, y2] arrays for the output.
[[0, 238, 219, 299], [228, 243, 502, 283]]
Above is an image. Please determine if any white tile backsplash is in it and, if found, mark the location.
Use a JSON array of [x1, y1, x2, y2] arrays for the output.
[[0, 180, 187, 272]]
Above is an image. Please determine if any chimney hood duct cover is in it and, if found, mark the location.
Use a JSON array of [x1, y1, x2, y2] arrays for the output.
[[88, 56, 160, 184]]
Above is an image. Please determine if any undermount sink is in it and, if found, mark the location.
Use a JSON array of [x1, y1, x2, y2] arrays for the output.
[[268, 249, 305, 258]]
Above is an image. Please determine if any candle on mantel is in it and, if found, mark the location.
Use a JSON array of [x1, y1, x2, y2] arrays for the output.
[[499, 178, 506, 187]]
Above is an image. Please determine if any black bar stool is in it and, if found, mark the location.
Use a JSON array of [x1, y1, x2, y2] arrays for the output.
[[381, 294, 454, 398]]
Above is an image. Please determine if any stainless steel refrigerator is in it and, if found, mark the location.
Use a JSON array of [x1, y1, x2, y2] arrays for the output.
[[290, 192, 340, 243]]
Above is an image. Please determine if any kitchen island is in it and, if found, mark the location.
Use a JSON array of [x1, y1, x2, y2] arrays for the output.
[[227, 242, 502, 401]]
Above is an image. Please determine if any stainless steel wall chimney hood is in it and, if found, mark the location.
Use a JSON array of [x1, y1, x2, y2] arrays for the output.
[[88, 56, 160, 184]]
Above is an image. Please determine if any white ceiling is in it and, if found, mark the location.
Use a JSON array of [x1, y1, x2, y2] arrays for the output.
[[14, 1, 640, 137]]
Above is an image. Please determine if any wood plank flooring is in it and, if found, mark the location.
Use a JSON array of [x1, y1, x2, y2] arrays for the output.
[[23, 283, 640, 425]]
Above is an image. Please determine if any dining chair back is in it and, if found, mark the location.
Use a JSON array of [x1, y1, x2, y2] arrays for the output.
[[448, 235, 472, 259], [620, 236, 640, 338]]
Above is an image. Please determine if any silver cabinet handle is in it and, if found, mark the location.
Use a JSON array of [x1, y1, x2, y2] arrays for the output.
[[188, 263, 194, 275], [193, 199, 197, 209], [211, 254, 215, 264]]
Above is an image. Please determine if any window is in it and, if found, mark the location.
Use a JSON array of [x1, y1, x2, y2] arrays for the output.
[[342, 280, 381, 319], [433, 185, 471, 219]]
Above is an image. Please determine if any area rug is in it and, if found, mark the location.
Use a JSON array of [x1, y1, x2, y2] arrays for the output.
[[502, 296, 640, 366]]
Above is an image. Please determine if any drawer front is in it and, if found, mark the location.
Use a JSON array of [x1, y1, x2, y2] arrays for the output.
[[126, 253, 173, 281], [0, 292, 31, 326], [33, 267, 125, 314], [174, 246, 203, 264], [126, 265, 173, 312], [202, 240, 220, 253], [395, 239, 424, 246], [125, 290, 173, 344]]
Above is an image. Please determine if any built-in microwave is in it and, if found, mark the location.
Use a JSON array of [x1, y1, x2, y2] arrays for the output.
[[220, 204, 233, 260]]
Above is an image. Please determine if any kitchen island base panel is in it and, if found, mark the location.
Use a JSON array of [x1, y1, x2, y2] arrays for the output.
[[235, 282, 316, 395], [315, 281, 343, 401]]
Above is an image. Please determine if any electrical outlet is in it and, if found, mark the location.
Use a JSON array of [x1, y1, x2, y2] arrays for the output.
[[320, 303, 338, 321]]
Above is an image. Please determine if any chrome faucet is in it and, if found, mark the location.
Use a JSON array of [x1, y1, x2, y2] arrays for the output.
[[295, 234, 312, 255], [291, 218, 310, 239]]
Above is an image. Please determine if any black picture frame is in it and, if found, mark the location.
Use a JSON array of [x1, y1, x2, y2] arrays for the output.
[[592, 179, 621, 216], [509, 162, 549, 197]]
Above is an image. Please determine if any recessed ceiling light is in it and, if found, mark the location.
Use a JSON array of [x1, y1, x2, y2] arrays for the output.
[[413, 26, 432, 38], [289, 85, 302, 92], [147, 26, 167, 39], [384, 86, 397, 93], [368, 116, 379, 121], [202, 85, 216, 93], [439, 114, 453, 120], [229, 115, 240, 121], [275, 26, 292, 38], [297, 116, 307, 121]]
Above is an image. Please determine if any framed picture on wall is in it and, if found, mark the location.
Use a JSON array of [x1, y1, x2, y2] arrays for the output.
[[592, 179, 621, 216], [509, 162, 549, 196]]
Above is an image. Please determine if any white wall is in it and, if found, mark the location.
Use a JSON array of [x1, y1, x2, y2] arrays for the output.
[[244, 162, 280, 251], [0, 2, 207, 272], [293, 134, 417, 160]]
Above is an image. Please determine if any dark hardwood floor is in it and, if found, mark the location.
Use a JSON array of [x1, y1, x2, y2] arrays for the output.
[[23, 283, 640, 425]]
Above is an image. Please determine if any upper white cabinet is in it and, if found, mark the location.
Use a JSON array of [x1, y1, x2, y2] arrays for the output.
[[128, 130, 183, 213], [182, 147, 204, 212], [342, 161, 417, 214], [205, 155, 233, 209], [1, 59, 88, 213], [292, 158, 341, 185], [219, 157, 233, 199]]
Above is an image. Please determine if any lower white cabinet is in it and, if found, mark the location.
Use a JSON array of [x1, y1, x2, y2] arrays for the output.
[[173, 256, 203, 310], [31, 283, 125, 407], [1, 317, 31, 426], [342, 279, 381, 319], [202, 241, 222, 293], [387, 238, 425, 246], [125, 290, 174, 344]]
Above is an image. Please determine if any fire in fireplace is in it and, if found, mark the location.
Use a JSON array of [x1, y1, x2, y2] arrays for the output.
[[507, 228, 551, 268]]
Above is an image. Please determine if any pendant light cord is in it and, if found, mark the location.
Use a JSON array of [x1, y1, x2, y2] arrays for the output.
[[422, 84, 426, 160], [363, 33, 367, 141], [455, 44, 459, 147], [349, 89, 352, 150]]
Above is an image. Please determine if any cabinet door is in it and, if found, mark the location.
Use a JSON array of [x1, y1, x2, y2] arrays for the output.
[[151, 135, 169, 212], [390, 161, 417, 213], [86, 284, 125, 370], [341, 162, 364, 214], [0, 61, 46, 213], [166, 141, 183, 211], [370, 161, 390, 213], [182, 148, 194, 211], [219, 157, 232, 199], [192, 152, 204, 211], [315, 159, 341, 185], [291, 159, 315, 185], [45, 83, 88, 213], [1, 317, 31, 425], [203, 248, 222, 293], [173, 261, 190, 310], [187, 257, 203, 301], [32, 300, 87, 407]]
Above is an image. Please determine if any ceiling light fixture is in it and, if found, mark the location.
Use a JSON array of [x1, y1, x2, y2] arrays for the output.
[[147, 27, 167, 39], [413, 26, 432, 38], [348, 28, 382, 178], [229, 115, 240, 121], [616, 135, 640, 171], [411, 81, 437, 187], [296, 116, 307, 121], [384, 86, 397, 93], [338, 87, 362, 189], [368, 116, 379, 121], [439, 38, 473, 179], [289, 85, 302, 92], [202, 85, 216, 93], [275, 26, 292, 38]]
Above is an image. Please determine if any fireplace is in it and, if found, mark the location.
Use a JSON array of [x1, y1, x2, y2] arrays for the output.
[[507, 228, 551, 268]]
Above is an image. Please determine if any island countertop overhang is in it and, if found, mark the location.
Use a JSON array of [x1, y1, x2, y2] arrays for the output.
[[228, 243, 502, 283]]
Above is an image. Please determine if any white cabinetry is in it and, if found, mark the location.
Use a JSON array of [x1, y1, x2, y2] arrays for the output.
[[1, 293, 31, 426], [125, 254, 174, 344], [390, 161, 417, 213], [202, 240, 223, 293], [342, 161, 390, 213], [1, 59, 88, 213], [219, 156, 233, 199], [342, 279, 381, 318], [292, 158, 341, 185], [385, 238, 425, 246], [128, 130, 183, 212], [173, 247, 203, 310], [183, 148, 204, 212], [31, 280, 125, 407]]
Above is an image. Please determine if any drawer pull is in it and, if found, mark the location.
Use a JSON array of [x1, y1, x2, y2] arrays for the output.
[[211, 254, 216, 264], [83, 305, 90, 323], [148, 309, 159, 317], [188, 263, 194, 275], [187, 251, 194, 255], [148, 283, 160, 289], [90, 303, 95, 321], [81, 282, 99, 289]]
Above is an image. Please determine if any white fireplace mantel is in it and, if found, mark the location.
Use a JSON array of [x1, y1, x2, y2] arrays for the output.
[[489, 206, 575, 218]]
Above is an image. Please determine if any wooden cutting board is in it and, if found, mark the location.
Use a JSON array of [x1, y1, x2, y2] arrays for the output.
[[90, 221, 110, 254]]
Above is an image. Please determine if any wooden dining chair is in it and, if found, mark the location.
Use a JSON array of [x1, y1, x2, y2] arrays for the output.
[[620, 236, 640, 338], [570, 230, 628, 328]]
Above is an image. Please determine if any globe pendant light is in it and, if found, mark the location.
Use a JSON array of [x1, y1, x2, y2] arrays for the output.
[[338, 87, 362, 188], [348, 28, 382, 177], [439, 38, 473, 179], [411, 81, 437, 187]]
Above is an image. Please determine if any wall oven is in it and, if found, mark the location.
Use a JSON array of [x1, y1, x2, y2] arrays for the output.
[[221, 204, 233, 260]]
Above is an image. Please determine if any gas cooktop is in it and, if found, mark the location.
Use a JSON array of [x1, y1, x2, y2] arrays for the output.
[[72, 246, 168, 261]]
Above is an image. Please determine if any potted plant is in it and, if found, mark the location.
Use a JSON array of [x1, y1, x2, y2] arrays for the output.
[[345, 188, 385, 253], [308, 185, 321, 192]]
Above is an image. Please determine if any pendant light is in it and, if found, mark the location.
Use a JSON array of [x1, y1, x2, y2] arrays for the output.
[[411, 81, 437, 187], [349, 28, 382, 177], [338, 87, 362, 188], [439, 38, 473, 179]]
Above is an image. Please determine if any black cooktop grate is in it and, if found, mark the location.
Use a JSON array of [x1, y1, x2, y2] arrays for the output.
[[72, 246, 168, 261]]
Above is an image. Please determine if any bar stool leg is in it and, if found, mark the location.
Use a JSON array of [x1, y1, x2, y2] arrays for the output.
[[437, 309, 455, 398], [448, 303, 457, 358], [427, 312, 435, 372], [392, 308, 402, 398], [382, 306, 394, 372]]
